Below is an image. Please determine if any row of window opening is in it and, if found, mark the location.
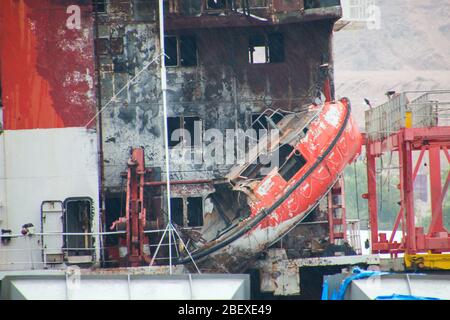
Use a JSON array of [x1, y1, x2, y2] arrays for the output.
[[164, 33, 285, 67]]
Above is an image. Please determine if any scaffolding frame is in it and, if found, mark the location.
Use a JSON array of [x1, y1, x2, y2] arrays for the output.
[[365, 90, 450, 270]]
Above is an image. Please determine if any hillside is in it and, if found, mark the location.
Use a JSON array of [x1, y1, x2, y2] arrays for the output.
[[333, 0, 450, 128]]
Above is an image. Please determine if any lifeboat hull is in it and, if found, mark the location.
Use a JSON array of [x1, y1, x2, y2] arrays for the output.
[[181, 99, 362, 272]]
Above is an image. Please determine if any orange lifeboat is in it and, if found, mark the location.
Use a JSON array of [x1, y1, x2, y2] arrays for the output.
[[178, 98, 362, 271]]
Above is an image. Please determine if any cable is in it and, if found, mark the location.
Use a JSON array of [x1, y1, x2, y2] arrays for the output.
[[353, 161, 360, 220]]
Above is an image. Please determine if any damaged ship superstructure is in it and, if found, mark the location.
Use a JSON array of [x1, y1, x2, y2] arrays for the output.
[[0, 0, 361, 274]]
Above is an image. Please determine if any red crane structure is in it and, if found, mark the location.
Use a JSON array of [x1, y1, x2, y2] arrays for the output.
[[364, 91, 450, 270]]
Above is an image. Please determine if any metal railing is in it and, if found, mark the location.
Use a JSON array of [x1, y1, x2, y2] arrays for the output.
[[365, 90, 450, 141], [347, 219, 362, 255], [167, 0, 340, 17], [0, 227, 195, 270], [0, 231, 121, 268]]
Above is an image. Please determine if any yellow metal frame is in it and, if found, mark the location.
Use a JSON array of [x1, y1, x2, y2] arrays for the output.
[[405, 111, 413, 128], [405, 252, 450, 270]]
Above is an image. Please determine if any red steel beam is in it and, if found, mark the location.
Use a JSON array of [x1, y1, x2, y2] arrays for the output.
[[367, 127, 450, 155], [366, 150, 379, 250], [428, 146, 445, 235], [366, 126, 450, 255], [412, 146, 426, 181], [144, 179, 212, 186], [402, 138, 416, 253], [389, 208, 403, 244]]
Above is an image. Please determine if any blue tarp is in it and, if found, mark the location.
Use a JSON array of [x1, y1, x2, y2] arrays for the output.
[[375, 294, 440, 300], [322, 267, 440, 300], [321, 279, 329, 300], [322, 267, 389, 300]]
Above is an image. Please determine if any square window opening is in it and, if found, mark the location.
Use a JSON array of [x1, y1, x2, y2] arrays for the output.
[[180, 36, 197, 67], [165, 36, 178, 66], [206, 0, 228, 10], [241, 161, 272, 180], [168, 116, 182, 148], [165, 35, 197, 67], [168, 116, 202, 148], [278, 143, 295, 166], [249, 0, 269, 8], [249, 33, 284, 64], [249, 35, 267, 64], [171, 198, 184, 226], [251, 112, 286, 141], [268, 33, 285, 63], [279, 150, 307, 182], [132, 0, 155, 21], [170, 197, 204, 228], [187, 197, 204, 227], [184, 116, 202, 147], [93, 0, 107, 13]]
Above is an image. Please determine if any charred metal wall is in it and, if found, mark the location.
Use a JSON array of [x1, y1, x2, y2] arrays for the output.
[[98, 1, 337, 192]]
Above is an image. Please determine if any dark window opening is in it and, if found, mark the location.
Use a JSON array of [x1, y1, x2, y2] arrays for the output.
[[104, 195, 125, 248], [249, 33, 284, 64], [168, 116, 182, 147], [168, 116, 202, 148], [278, 143, 294, 166], [279, 150, 307, 182], [303, 127, 309, 135], [64, 198, 93, 258], [113, 58, 127, 73], [184, 116, 201, 147], [304, 0, 340, 9], [252, 113, 284, 129], [170, 197, 204, 227], [149, 194, 163, 222], [93, 0, 107, 13], [187, 197, 204, 227], [165, 36, 178, 66], [110, 37, 124, 55], [171, 198, 184, 226], [163, 0, 170, 14], [241, 118, 290, 179], [251, 112, 286, 141], [241, 162, 260, 179], [206, 0, 233, 10], [268, 33, 285, 63], [241, 159, 272, 180], [249, 0, 268, 8], [180, 36, 197, 67], [133, 0, 155, 21], [304, 0, 319, 9], [164, 35, 197, 67], [95, 38, 110, 56]]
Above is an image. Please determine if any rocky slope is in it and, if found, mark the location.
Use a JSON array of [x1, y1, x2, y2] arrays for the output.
[[333, 0, 450, 128]]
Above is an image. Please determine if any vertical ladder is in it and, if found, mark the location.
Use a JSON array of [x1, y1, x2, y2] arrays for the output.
[[327, 176, 347, 245]]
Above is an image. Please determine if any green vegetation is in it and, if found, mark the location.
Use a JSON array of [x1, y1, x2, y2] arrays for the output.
[[344, 152, 450, 232], [344, 157, 399, 230]]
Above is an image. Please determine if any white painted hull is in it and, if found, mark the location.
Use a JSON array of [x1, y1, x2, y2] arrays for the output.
[[0, 128, 100, 270]]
